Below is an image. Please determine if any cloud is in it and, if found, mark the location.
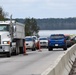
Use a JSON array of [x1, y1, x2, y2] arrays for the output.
[[0, 0, 76, 18]]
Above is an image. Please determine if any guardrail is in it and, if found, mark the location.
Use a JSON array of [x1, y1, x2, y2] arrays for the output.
[[41, 44, 76, 75]]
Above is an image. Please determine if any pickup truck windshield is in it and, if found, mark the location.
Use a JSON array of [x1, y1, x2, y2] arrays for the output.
[[0, 24, 10, 31], [51, 35, 64, 39]]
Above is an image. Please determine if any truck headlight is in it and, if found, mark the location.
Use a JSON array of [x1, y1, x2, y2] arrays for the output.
[[3, 41, 10, 44]]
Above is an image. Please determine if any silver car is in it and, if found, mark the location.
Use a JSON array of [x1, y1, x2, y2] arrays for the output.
[[25, 36, 36, 51], [39, 37, 48, 48]]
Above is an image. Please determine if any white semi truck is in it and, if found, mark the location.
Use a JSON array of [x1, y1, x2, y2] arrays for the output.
[[0, 20, 25, 57]]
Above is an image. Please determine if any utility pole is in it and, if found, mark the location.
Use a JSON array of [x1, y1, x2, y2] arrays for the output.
[[10, 15, 13, 40]]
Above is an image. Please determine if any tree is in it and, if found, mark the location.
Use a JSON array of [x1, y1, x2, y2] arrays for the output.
[[25, 18, 39, 36], [0, 6, 8, 20]]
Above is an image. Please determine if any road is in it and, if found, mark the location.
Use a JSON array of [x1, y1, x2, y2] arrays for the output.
[[0, 49, 65, 75]]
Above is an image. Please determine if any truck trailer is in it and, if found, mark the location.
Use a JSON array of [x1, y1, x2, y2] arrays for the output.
[[0, 20, 25, 57]]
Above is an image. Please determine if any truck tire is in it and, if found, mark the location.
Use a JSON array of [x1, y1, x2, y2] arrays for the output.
[[20, 47, 24, 54], [7, 47, 11, 57], [15, 44, 20, 55]]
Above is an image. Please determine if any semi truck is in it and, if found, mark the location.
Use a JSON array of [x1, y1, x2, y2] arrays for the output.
[[0, 20, 25, 57]]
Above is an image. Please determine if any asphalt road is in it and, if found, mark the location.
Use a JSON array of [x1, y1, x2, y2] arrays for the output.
[[0, 49, 65, 75]]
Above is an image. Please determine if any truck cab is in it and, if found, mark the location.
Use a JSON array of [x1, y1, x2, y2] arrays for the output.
[[48, 34, 67, 51], [0, 21, 25, 57]]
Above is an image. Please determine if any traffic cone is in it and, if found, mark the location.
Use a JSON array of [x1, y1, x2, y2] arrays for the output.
[[24, 41, 28, 55], [38, 41, 42, 52]]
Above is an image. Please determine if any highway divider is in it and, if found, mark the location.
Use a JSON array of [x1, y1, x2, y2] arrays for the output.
[[41, 44, 76, 75]]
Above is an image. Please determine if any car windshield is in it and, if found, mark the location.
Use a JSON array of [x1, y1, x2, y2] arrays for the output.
[[25, 38, 33, 41], [33, 37, 36, 40], [51, 35, 64, 39], [39, 38, 47, 40], [0, 25, 10, 31]]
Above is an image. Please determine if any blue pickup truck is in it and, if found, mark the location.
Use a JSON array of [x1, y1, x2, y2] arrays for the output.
[[48, 34, 67, 51]]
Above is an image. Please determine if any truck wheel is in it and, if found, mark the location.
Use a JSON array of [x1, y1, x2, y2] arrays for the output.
[[7, 47, 11, 57], [15, 46, 20, 55], [13, 49, 18, 55], [19, 47, 24, 54]]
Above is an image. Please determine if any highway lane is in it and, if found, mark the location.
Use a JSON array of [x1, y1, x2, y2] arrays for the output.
[[0, 49, 65, 75]]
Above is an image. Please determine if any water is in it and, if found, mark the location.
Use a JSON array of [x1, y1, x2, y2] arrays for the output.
[[38, 30, 76, 37]]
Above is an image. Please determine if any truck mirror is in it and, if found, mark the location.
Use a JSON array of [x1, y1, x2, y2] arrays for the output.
[[13, 25, 16, 32]]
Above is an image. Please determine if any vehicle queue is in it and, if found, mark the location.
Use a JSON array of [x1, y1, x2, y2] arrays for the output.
[[25, 34, 76, 51]]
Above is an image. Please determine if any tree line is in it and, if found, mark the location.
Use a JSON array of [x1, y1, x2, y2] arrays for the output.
[[16, 18, 76, 30], [36, 18, 76, 30]]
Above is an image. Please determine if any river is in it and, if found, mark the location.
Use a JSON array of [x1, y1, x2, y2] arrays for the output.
[[38, 30, 76, 37]]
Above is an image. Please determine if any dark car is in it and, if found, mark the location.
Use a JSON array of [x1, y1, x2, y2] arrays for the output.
[[48, 34, 67, 51], [65, 35, 73, 47], [71, 36, 76, 45]]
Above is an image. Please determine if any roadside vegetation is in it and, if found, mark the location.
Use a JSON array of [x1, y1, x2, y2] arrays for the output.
[[14, 18, 76, 30], [24, 18, 39, 36], [0, 6, 8, 20]]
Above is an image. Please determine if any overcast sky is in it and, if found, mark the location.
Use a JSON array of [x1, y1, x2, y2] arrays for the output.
[[0, 0, 76, 19]]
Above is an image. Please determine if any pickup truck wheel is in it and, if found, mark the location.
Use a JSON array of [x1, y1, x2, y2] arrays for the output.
[[13, 49, 18, 55], [48, 47, 53, 51], [63, 47, 67, 50]]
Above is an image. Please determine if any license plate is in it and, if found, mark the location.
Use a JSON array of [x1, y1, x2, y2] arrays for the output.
[[55, 44, 58, 46]]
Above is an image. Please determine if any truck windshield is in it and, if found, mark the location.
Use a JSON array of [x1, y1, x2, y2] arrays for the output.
[[51, 35, 64, 39], [0, 24, 9, 31]]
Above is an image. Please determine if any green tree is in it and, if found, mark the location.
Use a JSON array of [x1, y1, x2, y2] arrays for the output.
[[25, 18, 39, 36], [0, 6, 8, 21]]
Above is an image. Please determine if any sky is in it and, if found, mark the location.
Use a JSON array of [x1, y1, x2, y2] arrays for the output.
[[0, 0, 76, 19]]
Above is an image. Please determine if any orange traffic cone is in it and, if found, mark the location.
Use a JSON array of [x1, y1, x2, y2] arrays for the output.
[[24, 41, 28, 55], [38, 41, 42, 52]]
